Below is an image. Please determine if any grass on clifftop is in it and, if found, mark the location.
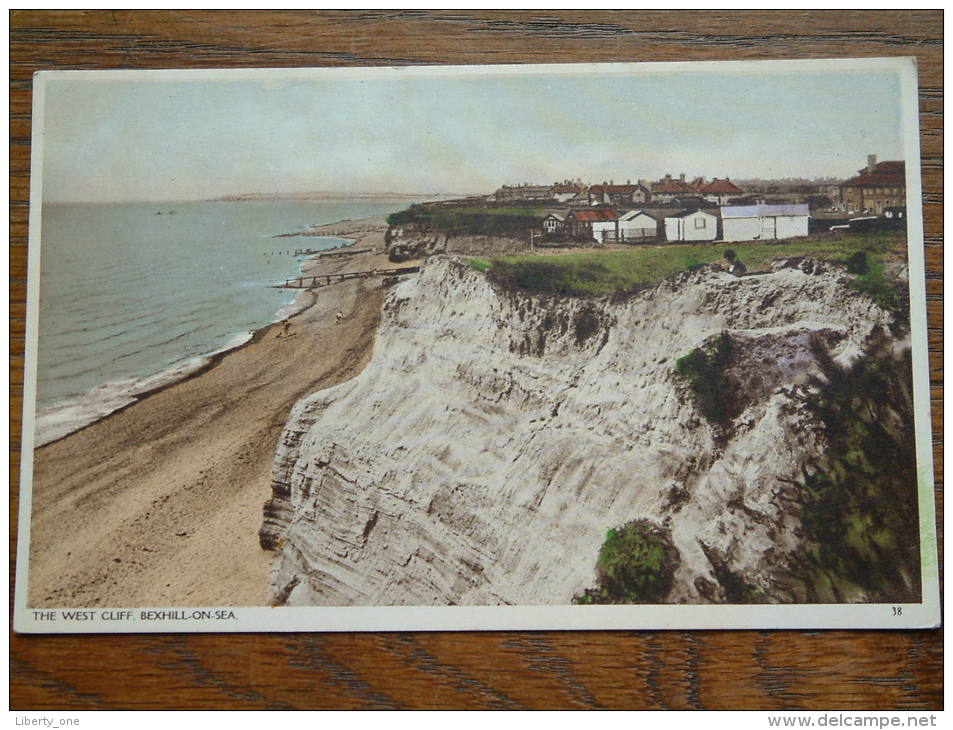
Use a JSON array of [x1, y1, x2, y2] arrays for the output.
[[387, 204, 542, 237], [470, 230, 906, 302]]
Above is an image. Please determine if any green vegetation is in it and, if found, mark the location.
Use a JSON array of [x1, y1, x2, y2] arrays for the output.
[[843, 250, 868, 274], [488, 258, 631, 297], [387, 204, 541, 237], [573, 521, 678, 604], [846, 251, 904, 313], [485, 246, 722, 296], [674, 332, 734, 425], [471, 230, 906, 301], [784, 333, 921, 603]]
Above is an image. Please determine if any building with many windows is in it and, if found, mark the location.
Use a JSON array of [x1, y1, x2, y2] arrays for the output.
[[841, 155, 906, 215]]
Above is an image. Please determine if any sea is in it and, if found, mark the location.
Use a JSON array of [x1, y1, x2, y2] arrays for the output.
[[32, 198, 417, 446]]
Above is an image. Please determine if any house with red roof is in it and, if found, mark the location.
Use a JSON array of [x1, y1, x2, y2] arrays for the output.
[[650, 174, 695, 202], [688, 176, 707, 192], [699, 178, 744, 205], [587, 182, 651, 207], [566, 208, 618, 240], [841, 155, 906, 215]]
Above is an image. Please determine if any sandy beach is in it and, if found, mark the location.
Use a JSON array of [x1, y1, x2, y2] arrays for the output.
[[27, 217, 415, 608]]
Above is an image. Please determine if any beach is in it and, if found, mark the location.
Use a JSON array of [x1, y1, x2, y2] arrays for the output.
[[27, 217, 414, 608]]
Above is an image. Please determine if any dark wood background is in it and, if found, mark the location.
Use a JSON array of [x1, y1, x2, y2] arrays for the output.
[[9, 10, 943, 710]]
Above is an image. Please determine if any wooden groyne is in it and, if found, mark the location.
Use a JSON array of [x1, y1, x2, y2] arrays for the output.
[[293, 247, 373, 258], [275, 266, 421, 289]]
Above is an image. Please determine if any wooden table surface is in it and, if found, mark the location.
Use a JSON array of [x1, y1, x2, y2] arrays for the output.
[[9, 10, 943, 710]]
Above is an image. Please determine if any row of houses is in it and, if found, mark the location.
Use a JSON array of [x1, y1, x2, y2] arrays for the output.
[[541, 203, 810, 244], [494, 174, 746, 207], [493, 155, 906, 216], [494, 180, 587, 203]]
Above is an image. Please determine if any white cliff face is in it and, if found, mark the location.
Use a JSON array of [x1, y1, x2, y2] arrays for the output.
[[261, 256, 902, 606]]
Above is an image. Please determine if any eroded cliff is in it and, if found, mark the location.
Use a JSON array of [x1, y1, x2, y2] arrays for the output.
[[260, 255, 914, 606]]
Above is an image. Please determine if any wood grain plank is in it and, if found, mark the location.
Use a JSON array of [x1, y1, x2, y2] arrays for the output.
[[9, 9, 942, 711]]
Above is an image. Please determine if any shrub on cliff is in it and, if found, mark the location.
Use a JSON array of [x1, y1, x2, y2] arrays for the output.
[[784, 332, 921, 603], [846, 252, 905, 314], [386, 206, 422, 227], [844, 250, 869, 275], [574, 521, 678, 604], [674, 332, 734, 425]]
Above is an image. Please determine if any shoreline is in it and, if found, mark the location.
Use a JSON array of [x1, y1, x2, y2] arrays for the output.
[[27, 215, 416, 608], [32, 216, 387, 448]]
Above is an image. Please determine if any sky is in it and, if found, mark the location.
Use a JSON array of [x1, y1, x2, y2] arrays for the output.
[[39, 64, 907, 203]]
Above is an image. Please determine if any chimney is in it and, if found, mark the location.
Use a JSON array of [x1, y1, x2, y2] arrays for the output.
[[867, 154, 877, 173], [680, 173, 686, 183], [665, 173, 671, 180]]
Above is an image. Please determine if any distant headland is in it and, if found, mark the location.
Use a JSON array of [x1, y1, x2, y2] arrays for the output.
[[210, 191, 468, 203]]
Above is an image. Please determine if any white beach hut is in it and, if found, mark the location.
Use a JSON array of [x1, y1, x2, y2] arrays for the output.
[[617, 210, 659, 242], [721, 204, 810, 242], [664, 209, 718, 242]]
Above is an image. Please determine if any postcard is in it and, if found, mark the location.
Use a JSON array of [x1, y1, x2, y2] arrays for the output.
[[14, 58, 939, 633]]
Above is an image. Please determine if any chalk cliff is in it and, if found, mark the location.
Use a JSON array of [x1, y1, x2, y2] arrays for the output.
[[260, 256, 909, 605]]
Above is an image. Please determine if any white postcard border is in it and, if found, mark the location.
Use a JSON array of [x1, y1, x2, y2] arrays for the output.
[[14, 57, 940, 634]]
